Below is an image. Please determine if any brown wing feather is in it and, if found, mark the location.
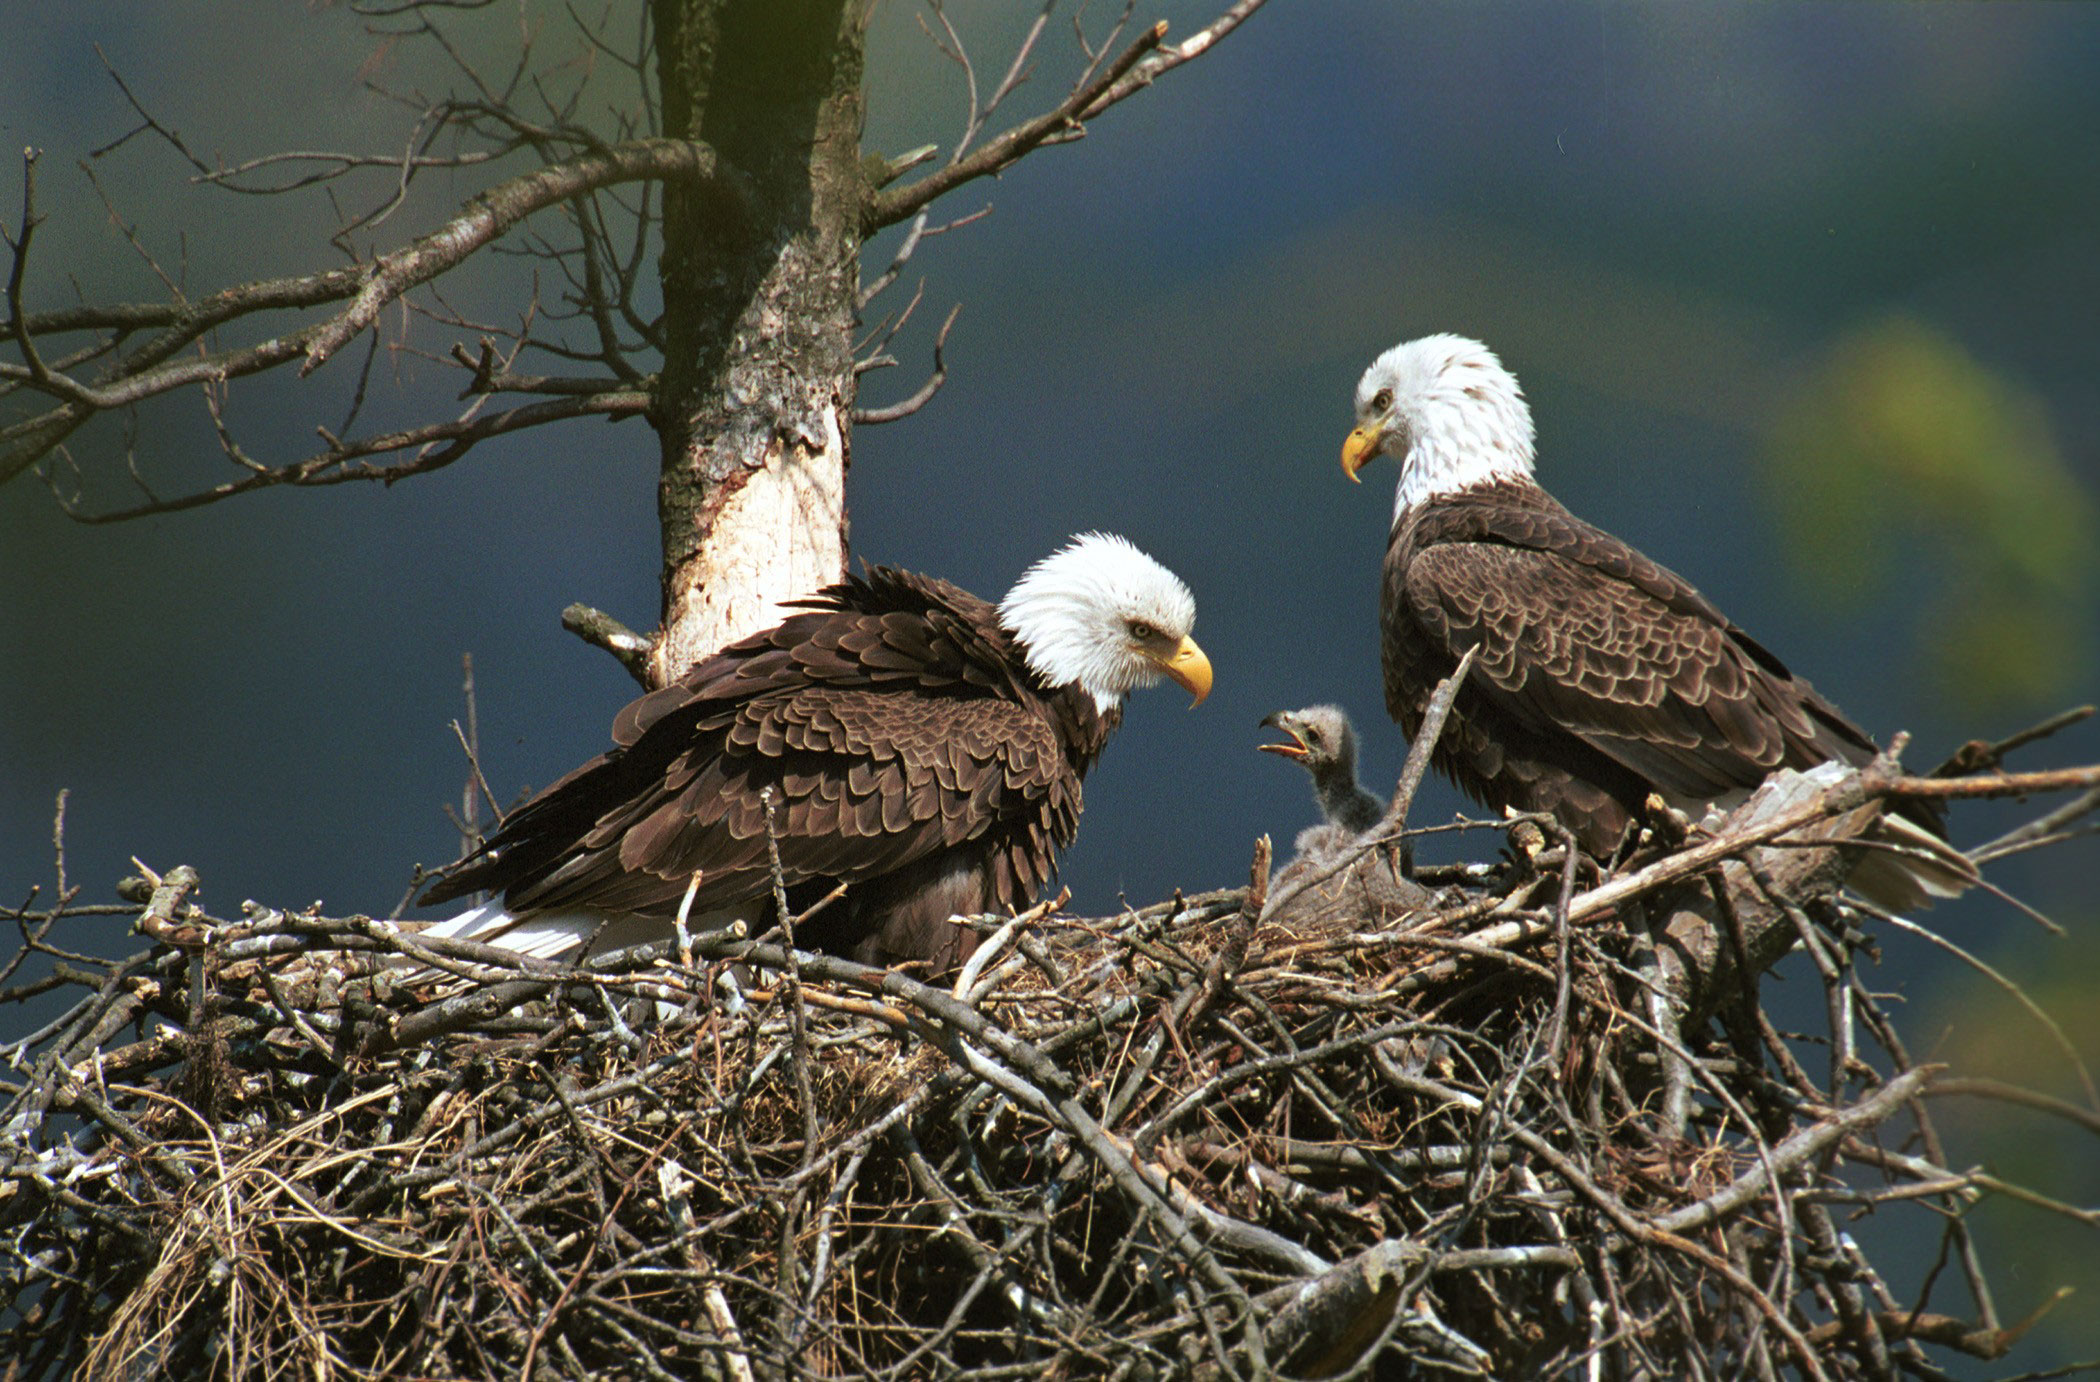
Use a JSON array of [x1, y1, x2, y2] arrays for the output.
[[420, 569, 1103, 963], [1411, 542, 1803, 798], [1384, 480, 1883, 852]]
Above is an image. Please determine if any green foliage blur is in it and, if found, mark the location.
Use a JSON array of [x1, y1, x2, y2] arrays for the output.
[[1766, 318, 2097, 713]]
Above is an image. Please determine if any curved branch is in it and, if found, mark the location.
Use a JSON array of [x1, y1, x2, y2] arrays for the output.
[[2, 137, 743, 491], [1, 267, 367, 456], [299, 137, 749, 374], [849, 304, 958, 425], [57, 388, 650, 523]]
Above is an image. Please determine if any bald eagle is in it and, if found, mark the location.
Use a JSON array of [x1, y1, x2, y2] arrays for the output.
[[417, 533, 1212, 972], [1342, 335, 1971, 908]]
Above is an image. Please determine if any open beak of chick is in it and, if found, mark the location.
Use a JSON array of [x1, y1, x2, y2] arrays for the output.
[[1257, 710, 1311, 761]]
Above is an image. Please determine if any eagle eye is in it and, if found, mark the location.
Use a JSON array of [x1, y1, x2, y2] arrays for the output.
[[1127, 619, 1159, 642], [1371, 387, 1394, 413]]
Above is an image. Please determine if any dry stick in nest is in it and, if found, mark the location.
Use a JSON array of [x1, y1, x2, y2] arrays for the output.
[[1540, 821, 1582, 1073], [1377, 1062, 1835, 1382], [759, 787, 823, 1166], [688, 936, 1274, 1375], [1176, 836, 1268, 1044]]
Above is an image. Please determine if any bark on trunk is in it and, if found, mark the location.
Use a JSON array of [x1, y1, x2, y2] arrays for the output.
[[649, 0, 863, 687]]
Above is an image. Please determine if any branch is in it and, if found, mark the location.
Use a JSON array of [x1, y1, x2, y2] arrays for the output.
[[848, 304, 958, 425], [3, 137, 739, 493], [0, 266, 367, 488], [1883, 763, 2100, 800], [865, 1, 1274, 235], [1933, 703, 2093, 775], [4, 149, 55, 395], [56, 388, 649, 522], [1648, 1066, 1939, 1235], [560, 602, 655, 687], [299, 137, 748, 374], [1387, 646, 1476, 833], [1080, 0, 1271, 117], [863, 21, 1168, 233]]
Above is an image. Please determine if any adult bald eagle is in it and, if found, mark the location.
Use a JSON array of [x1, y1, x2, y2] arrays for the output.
[[418, 533, 1211, 973], [1341, 335, 1971, 908]]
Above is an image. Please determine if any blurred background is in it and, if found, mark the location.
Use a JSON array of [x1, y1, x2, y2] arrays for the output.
[[3, 2, 2096, 1363]]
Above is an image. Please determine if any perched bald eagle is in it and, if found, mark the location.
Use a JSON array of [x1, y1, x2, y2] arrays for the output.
[[1342, 335, 1971, 908], [418, 533, 1211, 972]]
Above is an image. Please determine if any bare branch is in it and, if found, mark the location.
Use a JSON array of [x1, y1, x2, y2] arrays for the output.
[[849, 304, 957, 425], [3, 137, 734, 494], [1080, 0, 1271, 118], [561, 602, 654, 687], [1649, 1066, 1939, 1235], [864, 20, 1167, 233], [1388, 646, 1477, 832], [298, 137, 748, 374], [1884, 762, 2100, 800], [55, 387, 648, 522], [3, 150, 57, 395]]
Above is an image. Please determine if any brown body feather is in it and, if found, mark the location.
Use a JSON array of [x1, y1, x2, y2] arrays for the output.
[[1382, 478, 1942, 854], [421, 568, 1115, 972]]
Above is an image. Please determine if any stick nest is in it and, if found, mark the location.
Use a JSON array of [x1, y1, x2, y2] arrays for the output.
[[2, 752, 2097, 1381]]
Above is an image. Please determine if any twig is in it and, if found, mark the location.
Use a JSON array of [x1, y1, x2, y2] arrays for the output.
[[848, 304, 958, 425], [1388, 647, 1478, 835], [1933, 704, 2093, 775], [560, 602, 655, 687]]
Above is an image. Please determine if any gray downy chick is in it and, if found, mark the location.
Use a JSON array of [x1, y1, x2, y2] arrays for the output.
[[1258, 705, 1429, 926], [1259, 705, 1385, 842]]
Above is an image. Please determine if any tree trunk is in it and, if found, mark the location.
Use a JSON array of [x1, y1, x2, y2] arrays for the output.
[[649, 0, 863, 687]]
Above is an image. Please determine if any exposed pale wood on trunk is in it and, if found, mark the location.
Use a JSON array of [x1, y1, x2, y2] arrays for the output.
[[650, 0, 863, 684]]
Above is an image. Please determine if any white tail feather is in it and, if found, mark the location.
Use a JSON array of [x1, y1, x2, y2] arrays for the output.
[[420, 902, 606, 963], [418, 904, 750, 966], [1848, 812, 1977, 911], [1680, 763, 1974, 912]]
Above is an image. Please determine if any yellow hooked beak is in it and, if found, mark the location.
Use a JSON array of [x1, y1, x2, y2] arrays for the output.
[[1341, 422, 1386, 482], [1155, 635, 1213, 707]]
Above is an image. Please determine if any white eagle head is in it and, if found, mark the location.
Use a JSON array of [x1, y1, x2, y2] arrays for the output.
[[1342, 334, 1537, 517], [998, 532, 1211, 713]]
